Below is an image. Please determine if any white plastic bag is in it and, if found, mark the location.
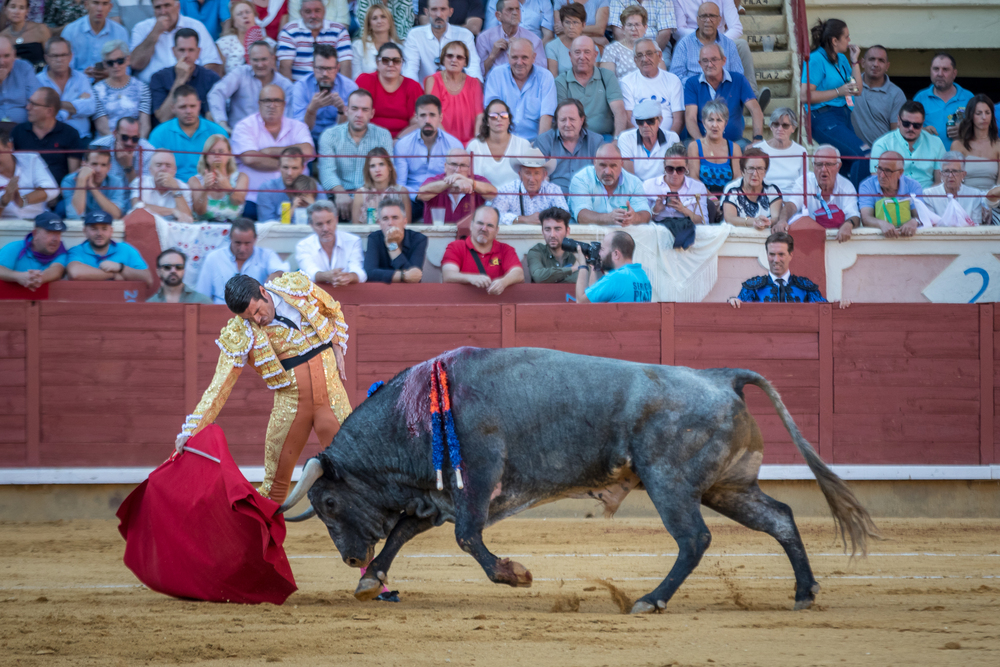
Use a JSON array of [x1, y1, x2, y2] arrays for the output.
[[936, 194, 975, 227], [909, 193, 939, 227]]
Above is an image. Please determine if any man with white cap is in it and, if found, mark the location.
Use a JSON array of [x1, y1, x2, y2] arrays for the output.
[[491, 146, 569, 225], [618, 98, 681, 182]]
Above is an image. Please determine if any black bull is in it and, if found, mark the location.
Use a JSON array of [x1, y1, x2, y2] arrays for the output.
[[279, 347, 879, 614]]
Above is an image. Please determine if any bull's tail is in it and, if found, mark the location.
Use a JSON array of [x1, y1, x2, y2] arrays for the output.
[[732, 370, 881, 557]]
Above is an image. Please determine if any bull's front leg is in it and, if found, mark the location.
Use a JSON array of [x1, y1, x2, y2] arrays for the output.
[[453, 478, 532, 589], [354, 513, 437, 601]]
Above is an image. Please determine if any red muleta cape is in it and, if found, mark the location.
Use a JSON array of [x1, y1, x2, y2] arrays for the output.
[[116, 425, 297, 604]]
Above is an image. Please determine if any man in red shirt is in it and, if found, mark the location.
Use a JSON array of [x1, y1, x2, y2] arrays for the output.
[[441, 205, 524, 295]]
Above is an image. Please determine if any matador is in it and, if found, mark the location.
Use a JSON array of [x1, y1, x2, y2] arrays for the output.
[[174, 271, 352, 503]]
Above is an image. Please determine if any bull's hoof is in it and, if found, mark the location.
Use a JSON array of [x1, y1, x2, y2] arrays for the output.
[[494, 558, 533, 588], [793, 583, 820, 610], [354, 576, 382, 601], [630, 600, 657, 615]]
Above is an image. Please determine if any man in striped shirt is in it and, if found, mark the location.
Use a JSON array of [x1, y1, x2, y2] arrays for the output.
[[277, 0, 352, 82]]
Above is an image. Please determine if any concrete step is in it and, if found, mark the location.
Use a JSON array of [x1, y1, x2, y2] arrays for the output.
[[739, 0, 786, 12], [741, 13, 787, 34], [752, 50, 792, 70], [755, 68, 791, 82], [744, 33, 789, 51], [743, 96, 797, 116]]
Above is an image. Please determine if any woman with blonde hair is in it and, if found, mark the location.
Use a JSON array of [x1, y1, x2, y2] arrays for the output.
[[351, 3, 399, 79], [352, 147, 410, 223], [217, 0, 275, 74], [355, 0, 413, 42], [189, 135, 249, 221], [424, 40, 483, 145]]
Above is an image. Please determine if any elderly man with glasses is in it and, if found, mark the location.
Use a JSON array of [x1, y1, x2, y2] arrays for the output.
[[146, 248, 213, 303], [37, 37, 97, 142], [621, 39, 684, 134], [923, 151, 1000, 226], [491, 147, 567, 225], [618, 97, 681, 184], [858, 151, 925, 237], [230, 83, 315, 220], [779, 145, 861, 243], [208, 41, 294, 133], [869, 100, 946, 189], [417, 148, 497, 226]]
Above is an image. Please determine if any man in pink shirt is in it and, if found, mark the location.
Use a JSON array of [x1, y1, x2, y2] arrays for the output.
[[230, 84, 315, 219]]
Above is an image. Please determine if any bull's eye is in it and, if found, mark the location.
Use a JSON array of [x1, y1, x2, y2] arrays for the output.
[[324, 498, 336, 510]]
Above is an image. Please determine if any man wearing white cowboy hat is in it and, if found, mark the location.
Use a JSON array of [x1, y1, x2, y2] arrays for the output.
[[618, 98, 681, 182], [492, 146, 569, 225]]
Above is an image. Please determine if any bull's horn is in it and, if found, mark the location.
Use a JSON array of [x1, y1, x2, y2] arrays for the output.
[[277, 458, 324, 514], [284, 507, 317, 522]]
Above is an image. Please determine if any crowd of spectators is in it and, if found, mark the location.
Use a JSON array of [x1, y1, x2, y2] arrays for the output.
[[1, 0, 999, 297]]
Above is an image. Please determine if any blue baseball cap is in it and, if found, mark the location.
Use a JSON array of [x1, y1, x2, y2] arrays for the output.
[[84, 211, 114, 225], [34, 211, 67, 232]]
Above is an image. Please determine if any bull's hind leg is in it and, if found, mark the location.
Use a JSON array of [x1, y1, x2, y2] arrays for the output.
[[703, 483, 820, 610], [630, 478, 713, 614], [354, 514, 437, 601]]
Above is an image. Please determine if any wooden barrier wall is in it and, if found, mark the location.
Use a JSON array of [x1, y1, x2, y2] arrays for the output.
[[0, 302, 995, 469]]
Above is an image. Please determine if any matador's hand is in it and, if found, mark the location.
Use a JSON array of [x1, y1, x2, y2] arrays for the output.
[[175, 434, 189, 454], [335, 346, 347, 382]]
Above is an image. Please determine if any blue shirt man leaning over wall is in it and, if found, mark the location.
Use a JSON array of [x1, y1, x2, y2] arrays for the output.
[[573, 229, 652, 303]]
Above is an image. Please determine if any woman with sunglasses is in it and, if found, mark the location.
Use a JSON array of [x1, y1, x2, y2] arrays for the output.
[[190, 135, 249, 222], [801, 18, 865, 178], [356, 42, 424, 138], [721, 147, 786, 230], [465, 98, 533, 188], [424, 40, 482, 146], [645, 142, 708, 225], [753, 107, 806, 194], [1, 0, 49, 67], [92, 40, 152, 138], [351, 4, 400, 79]]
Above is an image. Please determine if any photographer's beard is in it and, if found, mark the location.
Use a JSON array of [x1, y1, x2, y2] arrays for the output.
[[600, 253, 616, 273]]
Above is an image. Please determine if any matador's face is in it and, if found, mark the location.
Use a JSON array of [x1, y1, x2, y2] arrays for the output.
[[239, 288, 276, 327]]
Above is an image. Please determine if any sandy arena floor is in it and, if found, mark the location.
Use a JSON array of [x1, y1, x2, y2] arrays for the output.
[[1, 515, 998, 666]]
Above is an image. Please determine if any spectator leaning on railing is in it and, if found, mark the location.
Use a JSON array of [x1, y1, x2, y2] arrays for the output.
[[858, 151, 925, 237], [573, 229, 651, 303], [146, 247, 213, 303], [62, 147, 128, 219], [66, 210, 154, 287], [363, 197, 427, 283], [441, 204, 523, 295], [294, 199, 367, 285], [255, 146, 329, 222], [780, 145, 860, 243], [197, 217, 289, 303], [923, 151, 1000, 226], [0, 211, 67, 289], [0, 128, 59, 219]]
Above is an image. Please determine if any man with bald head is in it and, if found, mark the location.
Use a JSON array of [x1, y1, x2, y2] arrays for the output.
[[230, 83, 315, 219], [477, 0, 546, 78], [417, 148, 497, 225], [569, 143, 651, 225], [555, 36, 627, 141], [483, 37, 556, 140], [780, 145, 860, 243], [13, 87, 82, 186], [0, 35, 39, 124], [858, 151, 925, 237]]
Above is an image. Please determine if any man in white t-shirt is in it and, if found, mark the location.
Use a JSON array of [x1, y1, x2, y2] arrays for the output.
[[130, 149, 194, 221], [129, 0, 223, 83], [618, 99, 680, 182], [643, 141, 709, 224], [779, 145, 860, 243], [620, 39, 684, 134]]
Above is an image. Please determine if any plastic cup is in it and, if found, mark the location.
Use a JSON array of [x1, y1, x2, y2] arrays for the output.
[[762, 35, 776, 52], [431, 208, 446, 225]]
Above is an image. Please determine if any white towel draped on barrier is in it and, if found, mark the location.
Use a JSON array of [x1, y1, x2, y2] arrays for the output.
[[624, 223, 733, 302], [153, 217, 280, 290]]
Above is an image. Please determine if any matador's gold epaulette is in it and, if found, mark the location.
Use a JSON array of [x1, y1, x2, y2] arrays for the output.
[[216, 317, 254, 366], [266, 270, 313, 298]]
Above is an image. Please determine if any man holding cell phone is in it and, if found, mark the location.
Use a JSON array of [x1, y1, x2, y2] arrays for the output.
[[289, 44, 358, 146]]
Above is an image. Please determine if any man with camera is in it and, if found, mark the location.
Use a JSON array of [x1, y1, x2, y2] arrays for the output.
[[573, 230, 652, 303], [525, 207, 579, 283]]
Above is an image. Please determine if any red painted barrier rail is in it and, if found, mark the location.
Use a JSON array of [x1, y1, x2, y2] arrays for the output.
[[0, 302, 995, 471]]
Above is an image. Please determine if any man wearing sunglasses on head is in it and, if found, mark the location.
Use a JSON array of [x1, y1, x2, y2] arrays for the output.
[[89, 117, 156, 186], [618, 99, 680, 183], [868, 100, 945, 189], [146, 247, 212, 303]]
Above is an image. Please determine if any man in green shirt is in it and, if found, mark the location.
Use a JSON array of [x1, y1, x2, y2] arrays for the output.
[[525, 207, 580, 283], [554, 36, 627, 141], [145, 248, 213, 303]]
